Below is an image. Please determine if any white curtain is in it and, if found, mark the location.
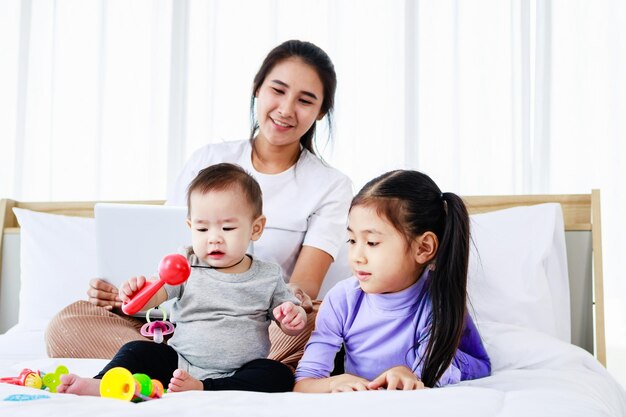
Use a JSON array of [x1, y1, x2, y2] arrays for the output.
[[1, 0, 625, 384]]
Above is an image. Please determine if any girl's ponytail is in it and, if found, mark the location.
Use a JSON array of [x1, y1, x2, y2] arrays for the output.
[[420, 192, 470, 387]]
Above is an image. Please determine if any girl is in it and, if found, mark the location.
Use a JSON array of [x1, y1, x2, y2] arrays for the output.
[[294, 170, 491, 392], [45, 40, 352, 369]]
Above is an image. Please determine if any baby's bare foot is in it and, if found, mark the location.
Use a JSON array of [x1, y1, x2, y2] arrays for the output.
[[57, 373, 101, 396], [168, 369, 203, 392]]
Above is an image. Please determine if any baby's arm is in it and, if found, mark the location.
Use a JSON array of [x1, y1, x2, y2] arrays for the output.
[[273, 302, 307, 336], [119, 276, 168, 311]]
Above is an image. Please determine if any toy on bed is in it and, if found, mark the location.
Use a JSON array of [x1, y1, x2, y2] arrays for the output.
[[122, 253, 191, 316], [0, 365, 68, 393], [0, 369, 43, 389], [100, 367, 164, 402]]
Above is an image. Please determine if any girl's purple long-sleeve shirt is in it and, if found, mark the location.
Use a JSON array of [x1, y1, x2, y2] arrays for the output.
[[295, 271, 491, 386]]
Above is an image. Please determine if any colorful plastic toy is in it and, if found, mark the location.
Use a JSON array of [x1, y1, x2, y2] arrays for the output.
[[122, 254, 191, 316], [140, 306, 175, 343], [0, 369, 43, 389], [41, 365, 69, 393], [0, 365, 68, 393], [100, 367, 164, 402]]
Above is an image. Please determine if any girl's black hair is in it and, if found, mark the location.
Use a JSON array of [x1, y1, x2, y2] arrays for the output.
[[350, 170, 470, 388], [249, 40, 337, 155]]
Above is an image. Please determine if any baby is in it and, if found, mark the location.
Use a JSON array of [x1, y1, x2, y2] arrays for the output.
[[58, 163, 307, 395]]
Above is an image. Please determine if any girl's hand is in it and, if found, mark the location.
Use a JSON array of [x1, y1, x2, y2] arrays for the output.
[[86, 278, 121, 310], [329, 374, 371, 393], [119, 276, 147, 303], [273, 302, 307, 335], [287, 283, 313, 313], [368, 366, 425, 391]]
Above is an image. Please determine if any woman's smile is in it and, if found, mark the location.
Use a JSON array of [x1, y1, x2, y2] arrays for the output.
[[271, 117, 293, 128]]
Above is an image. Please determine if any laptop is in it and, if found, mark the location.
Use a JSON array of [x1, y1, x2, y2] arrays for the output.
[[94, 203, 191, 289]]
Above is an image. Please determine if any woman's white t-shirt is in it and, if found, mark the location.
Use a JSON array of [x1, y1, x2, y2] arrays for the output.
[[167, 140, 353, 282]]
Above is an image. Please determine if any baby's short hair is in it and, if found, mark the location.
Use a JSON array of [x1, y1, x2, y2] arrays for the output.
[[186, 163, 263, 218]]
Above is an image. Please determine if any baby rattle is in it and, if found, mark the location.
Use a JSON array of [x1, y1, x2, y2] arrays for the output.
[[122, 254, 191, 316]]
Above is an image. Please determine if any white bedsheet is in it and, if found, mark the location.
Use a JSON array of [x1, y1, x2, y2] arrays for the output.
[[1, 322, 625, 417]]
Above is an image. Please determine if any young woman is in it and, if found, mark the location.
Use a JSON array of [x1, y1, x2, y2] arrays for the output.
[[45, 40, 353, 370]]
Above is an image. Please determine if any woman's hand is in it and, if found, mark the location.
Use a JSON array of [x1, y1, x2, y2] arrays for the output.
[[287, 283, 313, 313], [367, 366, 425, 391], [86, 278, 122, 310]]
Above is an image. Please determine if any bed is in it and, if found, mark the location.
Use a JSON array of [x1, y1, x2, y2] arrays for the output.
[[1, 191, 625, 417]]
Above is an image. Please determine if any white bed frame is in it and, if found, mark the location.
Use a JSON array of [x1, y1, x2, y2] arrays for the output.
[[0, 192, 606, 366]]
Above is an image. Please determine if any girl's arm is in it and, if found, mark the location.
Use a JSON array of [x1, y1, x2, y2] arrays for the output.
[[288, 246, 333, 304], [367, 366, 426, 391], [411, 315, 491, 387], [296, 366, 426, 392], [295, 281, 369, 392], [294, 374, 370, 393]]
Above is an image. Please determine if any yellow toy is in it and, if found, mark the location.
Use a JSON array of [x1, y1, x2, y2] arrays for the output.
[[100, 367, 164, 402]]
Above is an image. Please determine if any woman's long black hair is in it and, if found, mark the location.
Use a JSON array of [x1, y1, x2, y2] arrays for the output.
[[351, 170, 470, 388], [249, 39, 337, 155]]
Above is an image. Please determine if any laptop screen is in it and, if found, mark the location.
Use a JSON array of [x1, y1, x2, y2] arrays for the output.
[[94, 203, 190, 288]]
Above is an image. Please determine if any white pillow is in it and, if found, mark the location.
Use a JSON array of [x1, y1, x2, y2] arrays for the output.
[[11, 202, 570, 342], [467, 203, 570, 342], [13, 208, 97, 331]]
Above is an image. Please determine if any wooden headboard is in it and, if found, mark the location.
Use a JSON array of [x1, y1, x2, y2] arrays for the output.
[[0, 191, 605, 365]]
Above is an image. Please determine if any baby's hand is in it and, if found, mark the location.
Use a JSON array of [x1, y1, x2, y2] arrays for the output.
[[367, 366, 425, 390], [273, 302, 307, 335], [119, 276, 148, 303]]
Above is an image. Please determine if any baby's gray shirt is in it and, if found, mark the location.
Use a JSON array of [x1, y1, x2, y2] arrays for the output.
[[164, 251, 299, 380]]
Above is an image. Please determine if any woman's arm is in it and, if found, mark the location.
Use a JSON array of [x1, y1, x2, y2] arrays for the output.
[[288, 170, 353, 302], [288, 245, 333, 300]]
